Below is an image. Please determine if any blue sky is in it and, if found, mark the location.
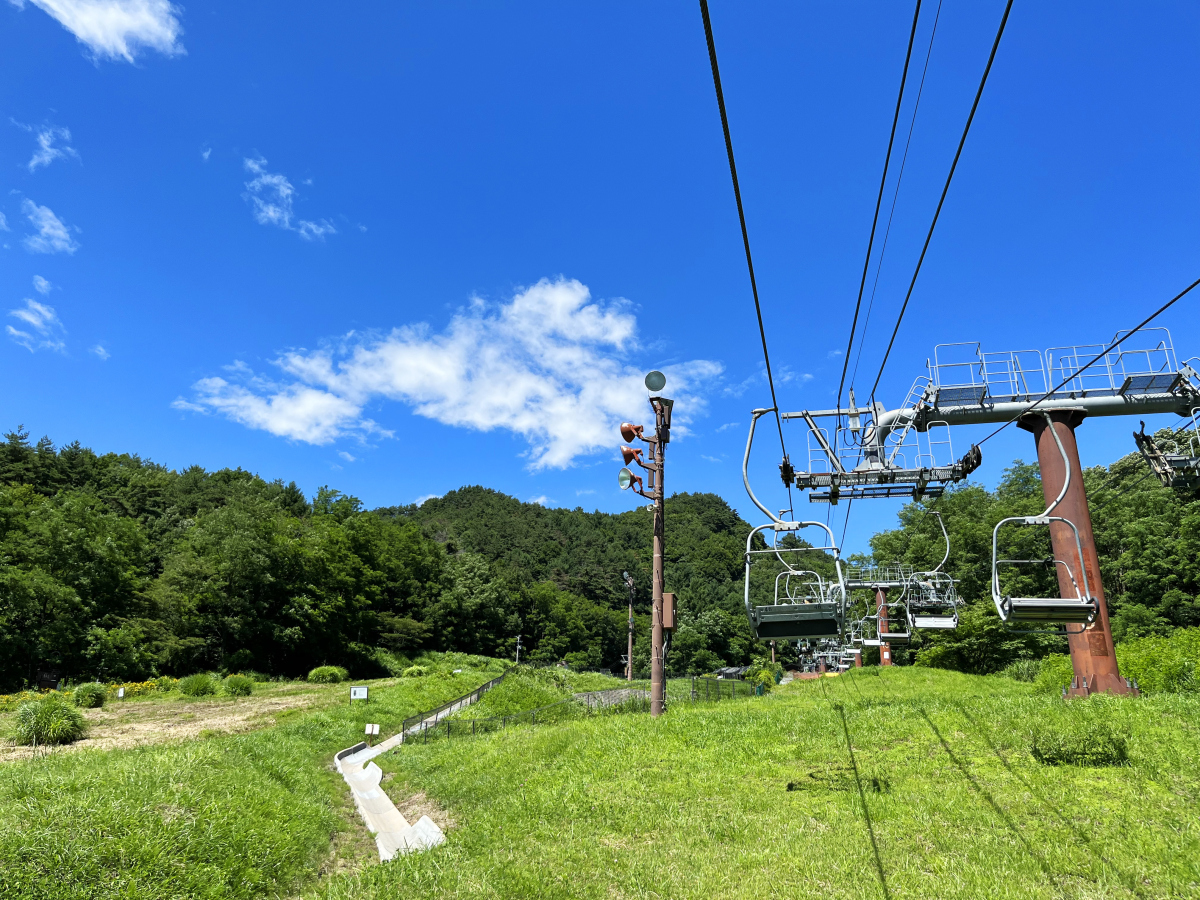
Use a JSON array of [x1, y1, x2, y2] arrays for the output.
[[2, 1, 1198, 554]]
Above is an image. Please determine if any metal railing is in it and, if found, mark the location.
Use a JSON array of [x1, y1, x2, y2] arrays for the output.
[[400, 670, 507, 733], [402, 676, 760, 747]]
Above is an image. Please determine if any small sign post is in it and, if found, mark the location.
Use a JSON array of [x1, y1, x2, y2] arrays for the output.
[[350, 686, 368, 705], [365, 723, 379, 745], [117, 687, 125, 700]]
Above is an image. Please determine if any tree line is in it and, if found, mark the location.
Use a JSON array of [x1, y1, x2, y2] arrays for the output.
[[1, 422, 1195, 691]]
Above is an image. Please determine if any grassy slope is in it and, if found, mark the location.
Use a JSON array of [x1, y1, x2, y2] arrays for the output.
[[450, 667, 636, 720], [314, 668, 1200, 900], [0, 657, 503, 900]]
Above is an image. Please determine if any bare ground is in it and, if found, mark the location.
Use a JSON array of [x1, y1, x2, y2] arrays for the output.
[[0, 683, 338, 762]]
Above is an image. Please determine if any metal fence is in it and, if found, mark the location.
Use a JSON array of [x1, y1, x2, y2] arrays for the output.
[[400, 670, 507, 733], [401, 676, 759, 747]]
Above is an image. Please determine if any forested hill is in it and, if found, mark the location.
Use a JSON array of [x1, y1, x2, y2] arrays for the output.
[[2, 424, 1195, 691], [0, 428, 761, 691]]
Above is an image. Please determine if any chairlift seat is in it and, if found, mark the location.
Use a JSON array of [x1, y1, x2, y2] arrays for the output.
[[911, 615, 957, 630], [1003, 597, 1096, 623], [879, 631, 911, 644], [749, 602, 841, 640]]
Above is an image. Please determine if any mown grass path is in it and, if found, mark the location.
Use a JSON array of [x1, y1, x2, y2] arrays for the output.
[[315, 668, 1200, 900]]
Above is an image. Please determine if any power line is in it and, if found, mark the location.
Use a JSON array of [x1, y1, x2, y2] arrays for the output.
[[974, 274, 1200, 446], [849, 0, 944, 391], [868, 0, 1015, 406], [698, 0, 789, 461], [835, 0, 924, 418]]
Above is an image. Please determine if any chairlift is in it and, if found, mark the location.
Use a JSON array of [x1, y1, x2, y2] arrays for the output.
[[1132, 413, 1200, 491], [743, 520, 848, 640], [905, 511, 962, 630], [990, 413, 1099, 629], [742, 409, 849, 641]]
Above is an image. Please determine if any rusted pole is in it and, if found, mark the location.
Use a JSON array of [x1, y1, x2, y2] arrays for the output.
[[770, 640, 776, 664], [877, 588, 892, 667], [1018, 410, 1132, 696], [650, 405, 667, 717]]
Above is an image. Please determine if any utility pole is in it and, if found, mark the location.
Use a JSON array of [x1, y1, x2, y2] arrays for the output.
[[515, 634, 522, 665], [623, 571, 636, 682], [1019, 411, 1132, 696], [618, 371, 674, 717]]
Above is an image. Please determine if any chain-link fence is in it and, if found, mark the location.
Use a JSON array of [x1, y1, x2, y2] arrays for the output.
[[401, 676, 758, 747]]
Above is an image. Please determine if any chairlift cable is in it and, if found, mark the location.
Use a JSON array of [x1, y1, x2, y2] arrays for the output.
[[699, 0, 789, 460], [835, 0, 925, 421], [1088, 470, 1156, 516], [973, 274, 1200, 447], [849, 0, 944, 391], [867, 0, 1015, 408]]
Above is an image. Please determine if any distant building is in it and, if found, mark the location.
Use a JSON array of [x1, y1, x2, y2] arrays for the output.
[[714, 666, 749, 680]]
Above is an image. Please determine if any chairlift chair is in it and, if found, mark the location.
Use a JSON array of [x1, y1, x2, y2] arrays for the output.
[[990, 413, 1099, 629], [904, 512, 962, 630], [1132, 414, 1200, 491]]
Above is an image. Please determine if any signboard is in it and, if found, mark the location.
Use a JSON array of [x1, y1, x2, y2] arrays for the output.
[[117, 687, 125, 699], [364, 723, 379, 735], [350, 686, 368, 701]]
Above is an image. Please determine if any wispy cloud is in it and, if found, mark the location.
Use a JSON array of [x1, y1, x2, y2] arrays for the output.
[[200, 146, 211, 162], [701, 455, 723, 463], [0, 213, 8, 232], [90, 344, 110, 359], [22, 199, 79, 254], [32, 276, 52, 295], [575, 488, 595, 496], [337, 450, 356, 462], [177, 278, 724, 469], [527, 495, 550, 506], [242, 157, 335, 241], [15, 123, 79, 171], [415, 493, 440, 506], [7, 298, 66, 352], [827, 349, 844, 359], [12, 0, 184, 62], [715, 421, 740, 432]]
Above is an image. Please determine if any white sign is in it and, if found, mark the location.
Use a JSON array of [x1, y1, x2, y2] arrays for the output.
[[365, 723, 379, 735], [117, 687, 125, 698], [350, 686, 368, 701]]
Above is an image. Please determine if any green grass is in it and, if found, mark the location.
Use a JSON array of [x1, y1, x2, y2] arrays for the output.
[[317, 667, 1200, 900], [0, 656, 503, 900], [3, 663, 1198, 899]]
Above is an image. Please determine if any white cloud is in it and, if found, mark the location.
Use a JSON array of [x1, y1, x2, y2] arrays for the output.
[[415, 493, 440, 506], [0, 213, 8, 231], [201, 146, 211, 161], [827, 349, 844, 359], [12, 0, 184, 62], [90, 344, 109, 359], [337, 450, 356, 462], [24, 125, 78, 171], [701, 455, 723, 463], [527, 495, 550, 506], [575, 488, 595, 496], [715, 421, 739, 432], [178, 278, 724, 469], [7, 298, 65, 352], [22, 199, 79, 254], [33, 276, 52, 295], [242, 157, 335, 241]]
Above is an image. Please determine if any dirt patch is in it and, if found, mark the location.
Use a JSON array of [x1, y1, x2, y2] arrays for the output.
[[0, 686, 335, 762], [394, 789, 457, 832]]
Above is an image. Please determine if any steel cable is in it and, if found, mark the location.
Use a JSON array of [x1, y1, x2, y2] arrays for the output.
[[868, 0, 1015, 407], [698, 0, 789, 463]]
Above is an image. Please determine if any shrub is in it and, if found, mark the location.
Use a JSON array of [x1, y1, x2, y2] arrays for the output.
[[1030, 715, 1129, 767], [178, 673, 218, 697], [402, 665, 428, 678], [1116, 628, 1200, 694], [239, 670, 270, 683], [1000, 659, 1042, 683], [73, 683, 107, 708], [223, 675, 253, 697], [154, 676, 178, 692], [307, 666, 349, 684], [1032, 654, 1074, 694], [12, 695, 87, 746]]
